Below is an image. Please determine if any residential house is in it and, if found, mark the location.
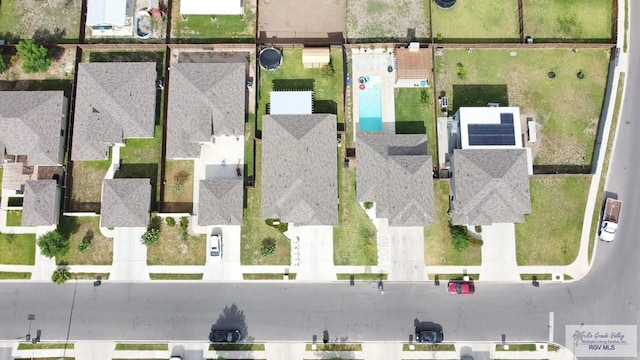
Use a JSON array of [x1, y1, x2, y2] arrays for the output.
[[356, 133, 435, 226], [450, 149, 531, 225], [166, 62, 246, 159], [100, 179, 151, 228], [261, 114, 337, 226], [0, 91, 67, 227], [22, 180, 60, 227], [72, 62, 157, 161], [197, 179, 243, 226], [448, 106, 531, 225]]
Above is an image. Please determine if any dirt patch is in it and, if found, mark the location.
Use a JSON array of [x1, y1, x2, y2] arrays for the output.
[[162, 160, 194, 213], [69, 161, 110, 213], [346, 0, 428, 41], [258, 0, 346, 41], [147, 220, 205, 265]]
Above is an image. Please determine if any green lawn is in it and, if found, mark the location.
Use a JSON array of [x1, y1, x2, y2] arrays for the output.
[[171, 0, 255, 41], [71, 272, 109, 280], [496, 344, 538, 351], [305, 343, 362, 351], [56, 216, 113, 265], [114, 343, 167, 351], [432, 0, 519, 40], [149, 273, 203, 280], [0, 0, 81, 42], [147, 220, 205, 265], [243, 273, 285, 280], [6, 210, 22, 226], [402, 343, 456, 351], [424, 180, 482, 265], [523, 0, 612, 41], [241, 142, 291, 266], [0, 272, 31, 279], [0, 168, 3, 198], [334, 153, 378, 266], [336, 273, 388, 281], [116, 124, 163, 209], [0, 233, 35, 265], [394, 88, 436, 165], [515, 175, 591, 265], [435, 48, 609, 167], [257, 48, 344, 128], [18, 343, 73, 350], [69, 160, 111, 212], [209, 343, 265, 351]]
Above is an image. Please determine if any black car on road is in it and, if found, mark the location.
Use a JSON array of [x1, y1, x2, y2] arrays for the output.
[[209, 329, 242, 343], [415, 328, 443, 343]]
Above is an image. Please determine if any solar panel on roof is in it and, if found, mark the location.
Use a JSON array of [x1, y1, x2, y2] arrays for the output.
[[468, 113, 516, 146]]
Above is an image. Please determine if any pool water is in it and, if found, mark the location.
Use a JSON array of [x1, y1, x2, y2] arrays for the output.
[[358, 76, 382, 132]]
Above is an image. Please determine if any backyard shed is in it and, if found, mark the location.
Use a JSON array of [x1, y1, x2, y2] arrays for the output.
[[180, 0, 243, 15], [302, 47, 330, 68], [86, 0, 128, 28]]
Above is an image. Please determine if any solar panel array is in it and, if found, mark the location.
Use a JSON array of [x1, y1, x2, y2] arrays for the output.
[[467, 113, 516, 146]]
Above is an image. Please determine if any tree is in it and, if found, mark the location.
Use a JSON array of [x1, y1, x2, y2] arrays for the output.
[[37, 230, 69, 258], [0, 56, 6, 74], [450, 224, 470, 251], [51, 268, 71, 284], [16, 40, 52, 73]]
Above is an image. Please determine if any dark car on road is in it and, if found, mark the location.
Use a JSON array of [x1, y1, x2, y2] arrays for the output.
[[415, 328, 443, 343], [447, 280, 475, 295], [209, 329, 242, 343]]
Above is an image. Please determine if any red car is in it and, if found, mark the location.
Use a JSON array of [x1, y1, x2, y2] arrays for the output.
[[448, 281, 475, 294]]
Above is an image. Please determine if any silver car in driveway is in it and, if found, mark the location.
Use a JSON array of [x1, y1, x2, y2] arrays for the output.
[[210, 228, 222, 257]]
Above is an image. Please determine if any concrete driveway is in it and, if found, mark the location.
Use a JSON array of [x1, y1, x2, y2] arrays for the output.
[[387, 226, 426, 281], [286, 225, 335, 281], [203, 225, 243, 281], [110, 227, 149, 281], [478, 223, 519, 281]]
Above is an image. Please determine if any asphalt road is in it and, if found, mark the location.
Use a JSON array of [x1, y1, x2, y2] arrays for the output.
[[0, 3, 639, 356]]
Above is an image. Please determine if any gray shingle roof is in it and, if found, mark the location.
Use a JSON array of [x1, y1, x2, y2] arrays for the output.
[[22, 180, 58, 226], [166, 62, 246, 159], [100, 179, 151, 227], [0, 91, 66, 165], [450, 149, 531, 225], [197, 179, 244, 226], [72, 62, 157, 161], [261, 114, 337, 226], [356, 133, 435, 226]]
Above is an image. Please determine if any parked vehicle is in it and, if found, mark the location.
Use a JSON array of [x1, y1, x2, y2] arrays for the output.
[[447, 280, 475, 295], [210, 228, 222, 257], [600, 198, 622, 242], [209, 329, 242, 343], [415, 328, 443, 343]]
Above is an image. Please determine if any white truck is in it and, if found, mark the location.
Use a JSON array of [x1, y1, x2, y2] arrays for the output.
[[600, 198, 622, 242]]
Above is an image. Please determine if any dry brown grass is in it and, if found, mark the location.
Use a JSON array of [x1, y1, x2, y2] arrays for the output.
[[346, 0, 429, 40], [0, 0, 82, 40], [69, 160, 110, 212], [0, 48, 76, 83], [147, 218, 206, 265], [163, 160, 194, 213], [58, 216, 113, 265]]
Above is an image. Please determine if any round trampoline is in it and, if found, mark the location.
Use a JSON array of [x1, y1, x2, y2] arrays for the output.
[[434, 0, 457, 9], [259, 47, 283, 71]]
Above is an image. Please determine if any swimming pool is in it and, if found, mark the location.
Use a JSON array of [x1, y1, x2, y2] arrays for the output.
[[358, 76, 382, 132]]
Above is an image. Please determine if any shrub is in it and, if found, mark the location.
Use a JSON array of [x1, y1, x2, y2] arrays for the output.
[[179, 216, 189, 240], [261, 237, 276, 256], [141, 228, 160, 246], [77, 240, 90, 253], [149, 215, 161, 231], [51, 268, 71, 284], [450, 224, 470, 251], [456, 63, 467, 79], [37, 230, 69, 258], [265, 218, 288, 233], [363, 201, 374, 210], [16, 40, 52, 73], [322, 61, 335, 78], [0, 56, 6, 74], [165, 217, 176, 227]]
